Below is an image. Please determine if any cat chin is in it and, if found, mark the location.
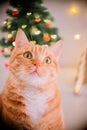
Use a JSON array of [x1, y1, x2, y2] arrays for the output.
[[15, 70, 51, 86], [25, 75, 48, 86]]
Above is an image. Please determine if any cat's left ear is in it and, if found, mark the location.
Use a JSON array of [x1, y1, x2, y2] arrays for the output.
[[51, 40, 64, 60], [15, 29, 29, 49]]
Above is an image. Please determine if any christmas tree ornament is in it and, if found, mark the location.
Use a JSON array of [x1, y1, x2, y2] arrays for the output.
[[26, 12, 32, 16], [7, 24, 12, 29], [35, 14, 41, 22], [44, 19, 52, 27], [12, 10, 19, 16], [31, 26, 39, 34], [21, 25, 27, 29], [51, 34, 57, 40], [8, 34, 14, 42], [34, 30, 41, 35], [7, 20, 11, 26], [43, 33, 51, 42], [4, 19, 10, 25], [8, 37, 14, 42], [12, 41, 15, 46]]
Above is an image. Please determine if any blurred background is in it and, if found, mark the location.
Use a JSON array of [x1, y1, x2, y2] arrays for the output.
[[0, 0, 87, 130]]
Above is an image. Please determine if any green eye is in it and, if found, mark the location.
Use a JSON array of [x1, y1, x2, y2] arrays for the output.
[[23, 52, 32, 59], [45, 57, 51, 64]]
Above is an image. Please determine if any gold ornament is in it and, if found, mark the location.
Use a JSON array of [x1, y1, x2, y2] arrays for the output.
[[31, 26, 38, 34], [26, 12, 32, 16], [21, 25, 27, 29], [43, 33, 50, 42], [51, 34, 57, 39], [7, 24, 11, 29], [7, 21, 11, 25]]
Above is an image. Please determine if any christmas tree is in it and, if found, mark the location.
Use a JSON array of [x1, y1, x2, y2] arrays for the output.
[[0, 0, 62, 57]]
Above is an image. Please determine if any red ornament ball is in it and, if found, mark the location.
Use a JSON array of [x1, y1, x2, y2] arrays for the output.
[[12, 11, 19, 16], [8, 37, 14, 42], [43, 34, 50, 42], [46, 22, 52, 27], [35, 18, 41, 22]]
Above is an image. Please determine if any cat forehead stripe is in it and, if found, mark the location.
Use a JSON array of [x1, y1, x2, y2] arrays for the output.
[[35, 45, 48, 47], [43, 45, 48, 47]]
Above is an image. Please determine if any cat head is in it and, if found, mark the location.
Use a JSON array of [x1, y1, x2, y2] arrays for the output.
[[9, 29, 63, 87]]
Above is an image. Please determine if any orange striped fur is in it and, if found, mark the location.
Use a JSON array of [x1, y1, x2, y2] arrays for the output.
[[0, 29, 64, 130]]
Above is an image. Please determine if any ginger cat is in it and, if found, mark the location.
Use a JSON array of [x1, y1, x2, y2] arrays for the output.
[[0, 29, 64, 130]]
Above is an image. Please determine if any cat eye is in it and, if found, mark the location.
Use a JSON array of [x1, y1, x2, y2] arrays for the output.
[[44, 57, 51, 64], [23, 52, 32, 59]]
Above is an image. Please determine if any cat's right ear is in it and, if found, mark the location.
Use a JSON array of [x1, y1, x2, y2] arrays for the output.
[[15, 29, 29, 49]]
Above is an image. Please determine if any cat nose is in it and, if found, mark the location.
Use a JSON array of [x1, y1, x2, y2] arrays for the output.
[[33, 61, 41, 68]]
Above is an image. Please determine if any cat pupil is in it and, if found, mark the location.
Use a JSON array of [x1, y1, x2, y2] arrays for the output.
[[45, 57, 51, 64], [23, 52, 32, 59]]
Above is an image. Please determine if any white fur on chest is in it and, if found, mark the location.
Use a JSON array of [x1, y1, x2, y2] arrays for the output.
[[17, 87, 52, 124]]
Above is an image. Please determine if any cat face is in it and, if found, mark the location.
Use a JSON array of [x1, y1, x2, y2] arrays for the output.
[[9, 29, 63, 87]]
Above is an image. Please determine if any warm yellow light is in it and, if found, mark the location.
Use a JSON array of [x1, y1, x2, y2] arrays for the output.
[[68, 5, 80, 15], [74, 85, 80, 93], [8, 34, 12, 38], [12, 41, 15, 46], [74, 34, 80, 40], [4, 20, 7, 24]]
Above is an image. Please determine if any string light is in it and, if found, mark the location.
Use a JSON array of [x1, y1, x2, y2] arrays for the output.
[[74, 34, 80, 40], [4, 20, 7, 24], [68, 5, 80, 15]]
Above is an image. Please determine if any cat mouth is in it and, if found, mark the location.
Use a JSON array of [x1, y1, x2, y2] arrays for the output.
[[31, 70, 40, 76]]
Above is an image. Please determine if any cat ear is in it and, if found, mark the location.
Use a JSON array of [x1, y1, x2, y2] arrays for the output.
[[15, 29, 29, 49], [51, 40, 64, 60]]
